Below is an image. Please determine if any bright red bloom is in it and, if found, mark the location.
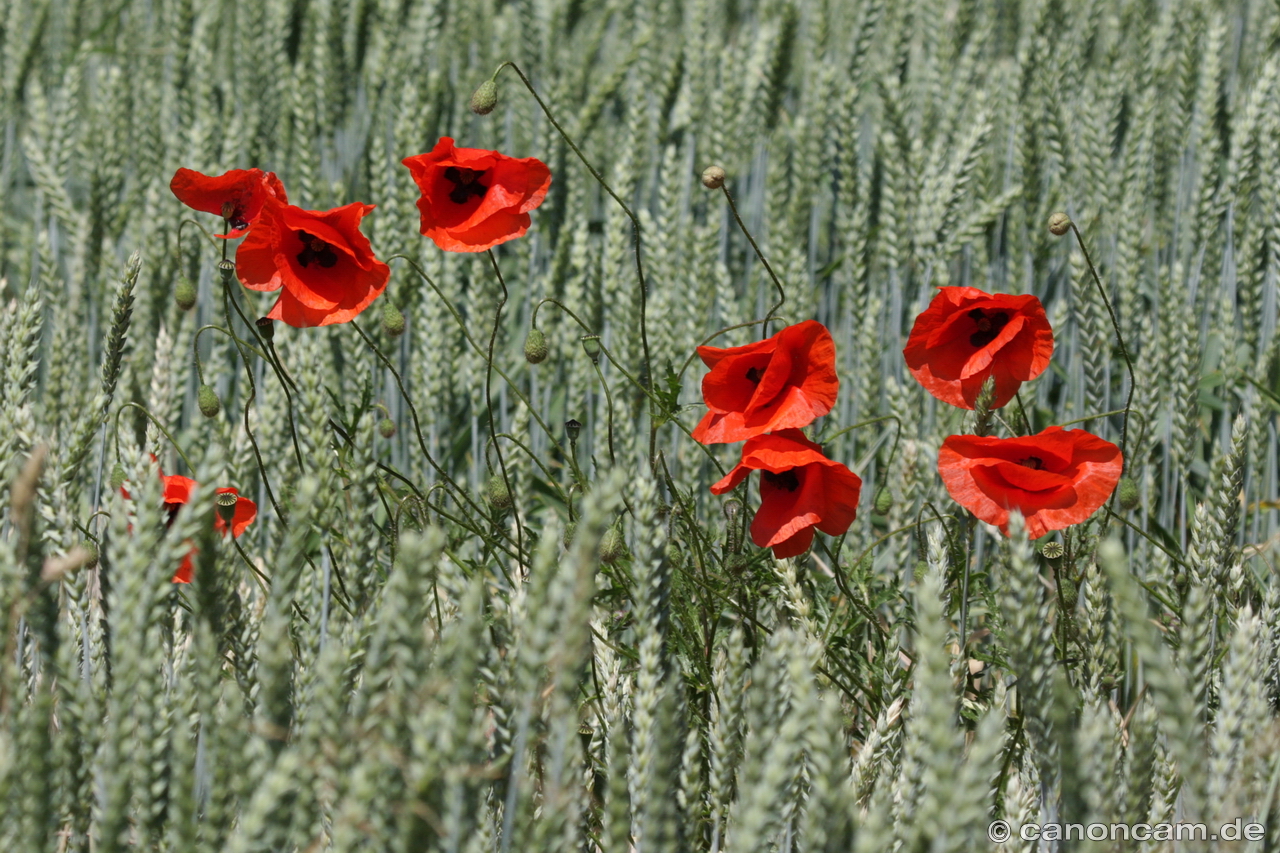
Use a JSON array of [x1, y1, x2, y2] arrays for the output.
[[169, 168, 287, 238], [937, 427, 1122, 540], [159, 475, 257, 584], [903, 287, 1053, 410], [692, 320, 839, 444], [236, 197, 390, 327], [402, 137, 551, 252], [710, 430, 861, 559]]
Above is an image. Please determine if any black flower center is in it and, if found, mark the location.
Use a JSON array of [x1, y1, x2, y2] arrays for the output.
[[745, 366, 764, 384], [295, 231, 338, 268], [762, 469, 801, 492], [968, 308, 1010, 348], [1017, 456, 1045, 470], [443, 166, 488, 204]]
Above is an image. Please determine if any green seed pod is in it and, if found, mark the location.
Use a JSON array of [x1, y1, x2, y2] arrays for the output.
[[216, 491, 239, 525], [486, 473, 512, 510], [198, 384, 221, 418], [378, 418, 397, 439], [1117, 476, 1139, 511], [470, 79, 499, 115], [565, 419, 582, 443], [600, 522, 627, 563], [175, 276, 197, 311], [580, 335, 601, 364], [1040, 541, 1065, 560], [873, 487, 892, 515], [382, 300, 406, 337], [524, 327, 549, 364], [217, 258, 235, 277], [109, 463, 127, 492], [255, 316, 275, 341]]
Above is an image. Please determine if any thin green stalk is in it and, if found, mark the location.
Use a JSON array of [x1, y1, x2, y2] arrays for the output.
[[484, 249, 525, 575], [112, 402, 195, 474], [718, 184, 786, 335]]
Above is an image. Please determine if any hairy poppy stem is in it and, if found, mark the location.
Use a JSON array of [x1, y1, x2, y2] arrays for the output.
[[1068, 222, 1135, 474], [489, 61, 656, 459], [112, 402, 195, 474], [717, 185, 787, 336], [483, 250, 526, 576]]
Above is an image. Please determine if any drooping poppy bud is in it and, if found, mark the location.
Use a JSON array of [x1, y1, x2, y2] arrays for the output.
[[1117, 476, 1139, 511], [470, 79, 499, 115], [175, 276, 197, 311], [524, 327, 549, 364], [378, 418, 397, 439], [382, 300, 406, 337], [600, 522, 627, 563], [873, 487, 893, 515], [198, 384, 221, 418], [486, 473, 512, 509], [110, 463, 127, 492]]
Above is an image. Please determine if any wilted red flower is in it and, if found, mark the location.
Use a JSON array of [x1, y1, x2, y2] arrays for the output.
[[402, 137, 551, 252], [236, 197, 390, 327], [903, 286, 1053, 410], [692, 320, 839, 445], [710, 429, 861, 559], [160, 475, 257, 584], [937, 426, 1122, 540], [169, 168, 288, 238]]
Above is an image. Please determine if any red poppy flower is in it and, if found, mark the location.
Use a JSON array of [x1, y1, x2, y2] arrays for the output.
[[710, 430, 861, 559], [235, 196, 390, 327], [159, 475, 257, 584], [692, 320, 839, 444], [903, 286, 1053, 410], [169, 168, 288, 237], [402, 137, 551, 252], [937, 426, 1122, 540]]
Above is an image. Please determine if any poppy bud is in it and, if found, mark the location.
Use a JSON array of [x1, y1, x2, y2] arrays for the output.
[[82, 540, 99, 569], [486, 473, 513, 510], [664, 540, 685, 571], [600, 522, 627, 563], [378, 418, 397, 438], [565, 418, 582, 443], [255, 316, 275, 342], [110, 463, 127, 492], [524, 327, 549, 364], [217, 259, 235, 278], [913, 560, 928, 581], [873, 487, 892, 515], [1040, 541, 1064, 560], [580, 335, 601, 364], [175, 276, 197, 311], [216, 491, 239, 525], [1048, 212, 1072, 236], [381, 300, 406, 338], [1117, 476, 1139, 511], [563, 521, 577, 548], [701, 165, 726, 190], [470, 79, 499, 115], [198, 384, 221, 418]]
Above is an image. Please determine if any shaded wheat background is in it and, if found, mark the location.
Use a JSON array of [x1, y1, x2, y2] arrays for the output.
[[1, 0, 1279, 849]]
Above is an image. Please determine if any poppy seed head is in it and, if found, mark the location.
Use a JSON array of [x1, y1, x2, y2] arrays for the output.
[[216, 492, 239, 525]]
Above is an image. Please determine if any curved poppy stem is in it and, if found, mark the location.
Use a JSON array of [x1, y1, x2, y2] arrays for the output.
[[531, 297, 594, 335], [489, 60, 656, 459], [1069, 221, 1135, 472], [717, 185, 786, 336], [230, 535, 270, 594], [193, 325, 270, 384], [674, 317, 782, 385], [112, 402, 195, 474], [485, 432, 569, 505], [483, 249, 526, 576]]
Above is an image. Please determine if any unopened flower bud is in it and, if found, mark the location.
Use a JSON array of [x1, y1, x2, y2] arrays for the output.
[[1048, 212, 1072, 236], [524, 327, 549, 364], [378, 418, 397, 438], [701, 165, 726, 190], [255, 316, 274, 341], [1117, 476, 1139, 511], [470, 79, 499, 115], [600, 522, 627, 563], [82, 540, 99, 569], [381, 300, 405, 337], [110, 463, 127, 492], [216, 492, 239, 525], [198, 384, 221, 418], [486, 473, 512, 510], [1040, 541, 1064, 560], [580, 335, 601, 364], [175, 276, 197, 311], [565, 418, 582, 443], [562, 521, 577, 548], [873, 487, 892, 515]]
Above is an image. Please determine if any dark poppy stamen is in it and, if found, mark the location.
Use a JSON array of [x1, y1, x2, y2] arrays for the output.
[[164, 503, 182, 528], [968, 308, 1011, 348], [443, 166, 488, 204], [295, 231, 339, 268], [762, 469, 801, 492], [745, 366, 763, 384], [1018, 456, 1045, 470]]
